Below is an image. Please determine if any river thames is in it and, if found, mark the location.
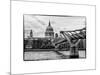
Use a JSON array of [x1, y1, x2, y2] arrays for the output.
[[24, 50, 86, 61]]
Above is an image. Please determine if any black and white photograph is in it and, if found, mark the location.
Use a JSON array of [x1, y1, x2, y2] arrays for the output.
[[11, 1, 96, 74], [23, 14, 86, 61]]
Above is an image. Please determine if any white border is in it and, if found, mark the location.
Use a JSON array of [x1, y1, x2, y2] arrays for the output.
[[11, 1, 96, 74]]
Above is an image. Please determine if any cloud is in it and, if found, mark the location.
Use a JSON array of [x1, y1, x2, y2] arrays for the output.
[[30, 15, 46, 26]]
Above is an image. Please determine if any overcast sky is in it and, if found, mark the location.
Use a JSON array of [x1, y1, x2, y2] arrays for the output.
[[24, 15, 86, 37]]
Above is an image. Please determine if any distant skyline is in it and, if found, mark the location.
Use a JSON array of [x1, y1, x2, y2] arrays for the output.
[[24, 14, 86, 37]]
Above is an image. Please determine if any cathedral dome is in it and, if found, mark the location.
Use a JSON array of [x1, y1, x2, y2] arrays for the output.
[[45, 20, 54, 38], [46, 21, 54, 32]]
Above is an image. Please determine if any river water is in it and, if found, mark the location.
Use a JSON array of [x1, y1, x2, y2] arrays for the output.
[[24, 50, 86, 61]]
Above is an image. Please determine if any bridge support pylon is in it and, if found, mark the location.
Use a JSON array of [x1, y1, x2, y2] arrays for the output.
[[70, 45, 79, 58]]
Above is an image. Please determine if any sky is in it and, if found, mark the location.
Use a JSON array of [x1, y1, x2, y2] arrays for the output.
[[24, 14, 86, 37]]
